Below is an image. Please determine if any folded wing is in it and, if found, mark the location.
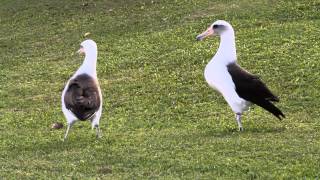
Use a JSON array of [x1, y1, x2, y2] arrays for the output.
[[227, 63, 285, 119]]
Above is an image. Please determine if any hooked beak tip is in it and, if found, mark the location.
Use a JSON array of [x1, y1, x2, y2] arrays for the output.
[[196, 28, 215, 41], [196, 35, 203, 41]]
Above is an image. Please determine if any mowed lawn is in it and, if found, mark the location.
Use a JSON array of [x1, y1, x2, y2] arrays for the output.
[[0, 0, 320, 179]]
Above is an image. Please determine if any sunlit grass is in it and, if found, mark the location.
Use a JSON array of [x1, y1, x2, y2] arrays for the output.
[[0, 0, 319, 178]]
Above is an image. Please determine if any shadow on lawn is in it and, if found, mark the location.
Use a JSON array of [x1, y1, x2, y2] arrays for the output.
[[205, 126, 286, 138], [7, 132, 114, 157]]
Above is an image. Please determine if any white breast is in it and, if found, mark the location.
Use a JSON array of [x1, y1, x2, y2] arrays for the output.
[[204, 60, 249, 114]]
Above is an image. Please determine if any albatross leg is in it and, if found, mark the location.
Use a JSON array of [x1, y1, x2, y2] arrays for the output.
[[90, 110, 102, 139], [63, 121, 75, 141], [95, 125, 101, 138], [63, 124, 71, 141], [235, 113, 243, 131]]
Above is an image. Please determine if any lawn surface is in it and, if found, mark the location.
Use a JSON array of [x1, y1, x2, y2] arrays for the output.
[[0, 0, 320, 179]]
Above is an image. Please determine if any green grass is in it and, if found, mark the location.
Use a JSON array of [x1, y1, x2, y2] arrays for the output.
[[1, 0, 320, 178]]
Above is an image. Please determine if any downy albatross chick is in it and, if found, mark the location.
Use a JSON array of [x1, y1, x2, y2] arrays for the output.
[[62, 39, 102, 140], [196, 20, 285, 131]]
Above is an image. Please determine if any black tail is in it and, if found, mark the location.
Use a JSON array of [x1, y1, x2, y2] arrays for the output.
[[256, 100, 285, 120]]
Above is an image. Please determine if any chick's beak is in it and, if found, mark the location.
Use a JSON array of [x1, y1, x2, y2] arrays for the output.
[[196, 27, 215, 41], [77, 47, 85, 55]]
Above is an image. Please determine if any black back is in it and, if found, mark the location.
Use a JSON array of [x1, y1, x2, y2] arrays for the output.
[[227, 63, 285, 119], [64, 74, 101, 120]]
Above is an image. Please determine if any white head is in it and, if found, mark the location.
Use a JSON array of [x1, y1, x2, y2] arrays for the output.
[[196, 20, 234, 41], [77, 39, 97, 55]]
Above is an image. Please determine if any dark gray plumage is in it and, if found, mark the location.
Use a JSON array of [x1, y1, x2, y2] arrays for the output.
[[64, 73, 101, 121], [227, 63, 285, 119]]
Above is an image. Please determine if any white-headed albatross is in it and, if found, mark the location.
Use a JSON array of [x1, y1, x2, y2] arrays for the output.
[[196, 20, 285, 131], [62, 39, 102, 140]]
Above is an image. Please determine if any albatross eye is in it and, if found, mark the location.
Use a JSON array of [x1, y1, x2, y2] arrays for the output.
[[212, 24, 227, 32], [212, 24, 219, 29], [213, 24, 225, 29]]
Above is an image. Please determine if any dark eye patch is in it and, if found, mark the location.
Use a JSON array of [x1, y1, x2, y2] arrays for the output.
[[212, 24, 224, 29]]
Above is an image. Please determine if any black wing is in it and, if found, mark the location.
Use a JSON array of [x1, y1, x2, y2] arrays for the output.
[[227, 63, 285, 119], [64, 74, 101, 120]]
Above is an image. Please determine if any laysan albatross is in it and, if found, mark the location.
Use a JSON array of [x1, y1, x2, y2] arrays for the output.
[[196, 20, 285, 131], [62, 39, 102, 140]]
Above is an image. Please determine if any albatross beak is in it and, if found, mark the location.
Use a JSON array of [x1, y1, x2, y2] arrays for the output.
[[77, 47, 85, 55], [196, 27, 215, 41]]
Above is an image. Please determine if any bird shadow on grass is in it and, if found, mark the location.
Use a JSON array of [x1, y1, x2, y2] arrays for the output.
[[244, 126, 286, 133], [203, 126, 286, 138], [7, 132, 114, 158], [51, 135, 113, 150]]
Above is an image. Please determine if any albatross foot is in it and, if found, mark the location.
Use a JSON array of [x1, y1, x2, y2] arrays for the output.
[[95, 125, 102, 139]]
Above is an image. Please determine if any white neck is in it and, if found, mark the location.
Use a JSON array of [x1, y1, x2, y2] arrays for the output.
[[213, 30, 237, 65], [75, 49, 98, 77]]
